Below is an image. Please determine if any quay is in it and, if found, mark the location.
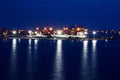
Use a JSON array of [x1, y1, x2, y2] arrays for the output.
[[0, 36, 117, 41], [0, 27, 119, 40]]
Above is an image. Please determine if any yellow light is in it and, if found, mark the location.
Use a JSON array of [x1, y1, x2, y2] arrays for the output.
[[49, 27, 53, 31], [76, 28, 80, 32]]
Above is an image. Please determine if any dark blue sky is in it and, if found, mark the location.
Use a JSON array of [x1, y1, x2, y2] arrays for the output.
[[0, 0, 120, 30]]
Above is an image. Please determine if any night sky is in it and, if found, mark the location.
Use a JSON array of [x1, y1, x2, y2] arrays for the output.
[[0, 0, 120, 30]]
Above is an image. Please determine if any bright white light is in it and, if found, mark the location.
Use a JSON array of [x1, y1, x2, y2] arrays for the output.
[[105, 39, 108, 42], [93, 31, 96, 35], [84, 32, 88, 34], [57, 30, 62, 35], [28, 30, 32, 35], [35, 31, 37, 34], [12, 31, 16, 35]]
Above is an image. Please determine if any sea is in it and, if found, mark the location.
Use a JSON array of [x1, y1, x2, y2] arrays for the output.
[[0, 38, 120, 80]]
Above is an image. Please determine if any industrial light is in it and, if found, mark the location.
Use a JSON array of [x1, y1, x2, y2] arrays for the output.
[[93, 31, 96, 35], [84, 32, 88, 34], [57, 30, 62, 35], [35, 31, 37, 34], [28, 30, 32, 35], [12, 30, 16, 35], [76, 28, 81, 32], [49, 27, 53, 31]]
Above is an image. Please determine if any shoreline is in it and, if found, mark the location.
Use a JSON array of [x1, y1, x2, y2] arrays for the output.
[[0, 36, 117, 41]]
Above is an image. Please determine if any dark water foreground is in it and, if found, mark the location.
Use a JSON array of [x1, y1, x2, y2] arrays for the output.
[[0, 39, 120, 80]]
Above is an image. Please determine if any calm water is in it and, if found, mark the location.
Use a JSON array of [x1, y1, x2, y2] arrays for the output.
[[0, 39, 120, 80]]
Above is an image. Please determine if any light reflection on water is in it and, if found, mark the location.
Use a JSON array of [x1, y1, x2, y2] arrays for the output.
[[28, 39, 32, 52], [91, 40, 97, 79], [33, 39, 39, 73], [34, 39, 38, 50], [92, 40, 97, 53], [81, 40, 98, 80], [34, 39, 38, 55], [83, 40, 88, 58], [81, 40, 89, 80], [26, 39, 33, 80], [8, 39, 17, 80], [6, 39, 99, 80], [52, 40, 64, 80], [18, 39, 21, 42]]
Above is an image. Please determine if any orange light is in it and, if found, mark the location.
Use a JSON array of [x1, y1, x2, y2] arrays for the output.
[[66, 28, 68, 30], [76, 28, 80, 32], [49, 27, 53, 31], [48, 32, 50, 34]]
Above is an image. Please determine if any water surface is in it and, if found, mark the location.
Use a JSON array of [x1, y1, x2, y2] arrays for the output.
[[0, 39, 120, 80]]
